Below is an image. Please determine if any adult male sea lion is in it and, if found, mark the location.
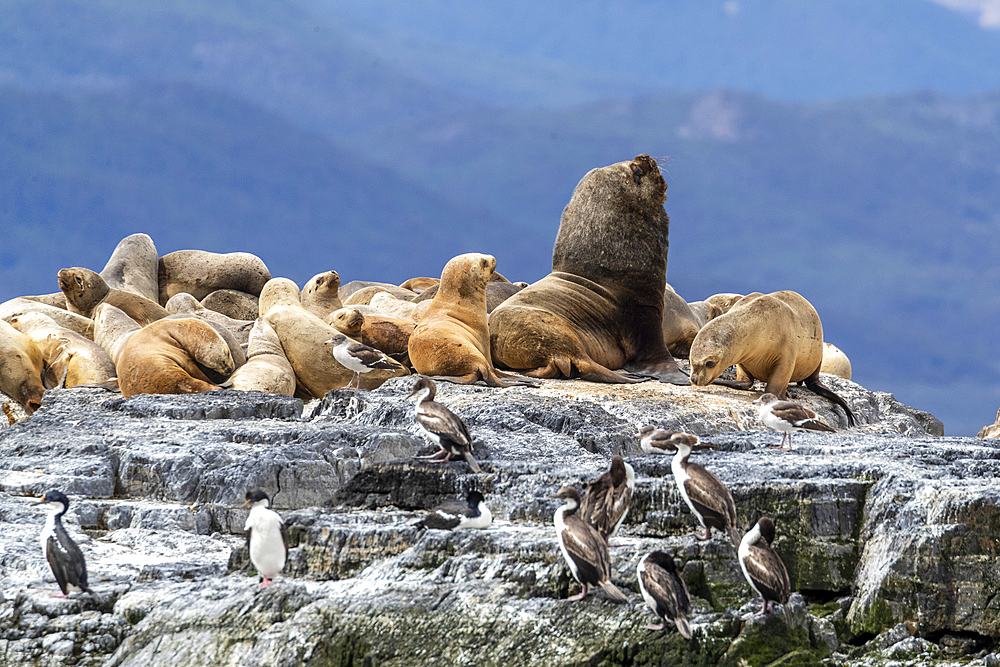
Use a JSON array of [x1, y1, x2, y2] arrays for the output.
[[0, 319, 46, 413], [409, 253, 528, 387], [300, 271, 343, 321], [58, 267, 168, 326], [227, 319, 296, 396], [9, 313, 116, 388], [490, 154, 688, 384], [116, 317, 236, 398], [688, 291, 856, 425], [260, 278, 408, 396], [99, 233, 159, 302], [158, 250, 271, 304]]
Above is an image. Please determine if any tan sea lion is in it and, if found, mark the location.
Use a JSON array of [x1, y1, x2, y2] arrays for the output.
[[413, 280, 528, 314], [116, 317, 236, 398], [157, 249, 271, 304], [979, 411, 1000, 439], [408, 253, 527, 387], [163, 313, 247, 379], [688, 290, 856, 425], [0, 319, 46, 413], [99, 233, 159, 302], [338, 280, 417, 303], [200, 289, 260, 321], [165, 292, 254, 348], [1, 297, 94, 339], [363, 292, 425, 320], [661, 284, 703, 358], [329, 307, 415, 363], [820, 342, 852, 380], [93, 303, 142, 367], [19, 293, 68, 309], [399, 277, 440, 293], [300, 271, 343, 321], [489, 154, 688, 384], [227, 319, 296, 396], [260, 278, 408, 397], [9, 313, 116, 388], [58, 267, 168, 326], [704, 293, 744, 319]]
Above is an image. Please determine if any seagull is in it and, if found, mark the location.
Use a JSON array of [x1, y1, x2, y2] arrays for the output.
[[324, 333, 405, 389], [416, 490, 493, 530], [635, 425, 675, 455], [38, 490, 102, 601], [408, 377, 482, 472], [244, 489, 290, 590], [738, 517, 794, 625], [580, 455, 634, 544], [551, 486, 627, 603], [753, 392, 836, 450], [637, 551, 692, 638], [636, 429, 740, 546]]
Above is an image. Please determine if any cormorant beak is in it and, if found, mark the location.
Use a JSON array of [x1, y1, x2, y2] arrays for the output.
[[38, 494, 47, 503], [692, 443, 718, 451]]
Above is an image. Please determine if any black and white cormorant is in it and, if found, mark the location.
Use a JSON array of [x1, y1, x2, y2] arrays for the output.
[[408, 377, 482, 472], [416, 490, 493, 530], [38, 490, 101, 601], [244, 489, 290, 589], [637, 428, 740, 547], [551, 486, 627, 602], [738, 517, 793, 625], [636, 550, 692, 638], [580, 455, 634, 544]]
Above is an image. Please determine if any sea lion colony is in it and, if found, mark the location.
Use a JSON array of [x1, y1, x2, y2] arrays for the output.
[[4, 156, 858, 636]]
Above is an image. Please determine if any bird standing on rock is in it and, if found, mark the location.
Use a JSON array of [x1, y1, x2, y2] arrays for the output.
[[636, 551, 692, 638], [580, 455, 634, 544], [636, 427, 740, 546], [244, 489, 289, 590], [738, 517, 793, 625], [324, 333, 406, 389], [38, 490, 102, 601], [551, 485, 627, 602], [408, 377, 482, 472], [753, 392, 836, 450]]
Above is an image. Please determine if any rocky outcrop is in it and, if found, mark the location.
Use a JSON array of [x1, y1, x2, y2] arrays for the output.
[[1, 372, 998, 666]]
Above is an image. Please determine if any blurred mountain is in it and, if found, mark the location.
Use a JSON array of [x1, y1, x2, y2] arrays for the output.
[[1, 0, 999, 435]]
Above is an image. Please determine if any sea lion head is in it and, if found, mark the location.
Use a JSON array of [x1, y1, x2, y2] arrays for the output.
[[329, 308, 365, 337], [57, 267, 110, 313], [304, 270, 341, 298], [257, 278, 302, 316], [688, 325, 735, 387], [165, 292, 204, 315], [439, 253, 496, 300]]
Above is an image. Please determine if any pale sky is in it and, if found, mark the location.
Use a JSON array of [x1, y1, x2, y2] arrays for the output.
[[931, 0, 1000, 26]]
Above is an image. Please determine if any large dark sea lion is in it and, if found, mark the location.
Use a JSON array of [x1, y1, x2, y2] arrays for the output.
[[489, 154, 688, 384]]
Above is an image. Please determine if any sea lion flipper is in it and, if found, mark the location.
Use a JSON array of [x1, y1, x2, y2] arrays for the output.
[[623, 361, 689, 385]]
